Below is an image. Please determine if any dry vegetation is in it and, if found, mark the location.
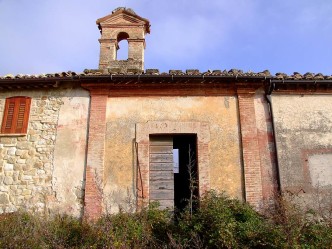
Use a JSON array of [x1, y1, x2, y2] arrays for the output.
[[0, 192, 331, 248]]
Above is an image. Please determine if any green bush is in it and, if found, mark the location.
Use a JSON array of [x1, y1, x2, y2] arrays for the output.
[[171, 191, 278, 248], [0, 193, 331, 248]]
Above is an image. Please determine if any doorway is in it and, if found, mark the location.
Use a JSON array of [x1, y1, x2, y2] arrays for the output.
[[173, 135, 198, 211], [149, 134, 198, 211]]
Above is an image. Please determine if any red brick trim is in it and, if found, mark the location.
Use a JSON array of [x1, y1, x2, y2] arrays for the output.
[[135, 121, 210, 208], [83, 93, 108, 220], [255, 95, 279, 201], [237, 91, 264, 208], [80, 84, 238, 97]]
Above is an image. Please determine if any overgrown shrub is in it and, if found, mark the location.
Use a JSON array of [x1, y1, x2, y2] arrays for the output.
[[170, 191, 279, 248], [0, 192, 331, 248], [0, 212, 42, 248]]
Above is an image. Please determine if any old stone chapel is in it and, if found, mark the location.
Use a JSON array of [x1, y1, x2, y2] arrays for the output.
[[0, 8, 332, 220]]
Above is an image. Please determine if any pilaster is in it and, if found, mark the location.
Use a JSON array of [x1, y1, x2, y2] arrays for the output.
[[237, 88, 264, 208], [83, 91, 108, 220]]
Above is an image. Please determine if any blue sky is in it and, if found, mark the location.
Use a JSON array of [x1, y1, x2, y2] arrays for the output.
[[1, 0, 332, 75]]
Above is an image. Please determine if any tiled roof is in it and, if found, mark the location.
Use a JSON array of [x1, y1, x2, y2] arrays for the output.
[[1, 69, 332, 80]]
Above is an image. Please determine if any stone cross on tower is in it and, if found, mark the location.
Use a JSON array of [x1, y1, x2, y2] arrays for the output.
[[96, 7, 150, 73]]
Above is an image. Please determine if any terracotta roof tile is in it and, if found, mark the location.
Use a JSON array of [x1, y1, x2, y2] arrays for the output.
[[0, 69, 331, 81]]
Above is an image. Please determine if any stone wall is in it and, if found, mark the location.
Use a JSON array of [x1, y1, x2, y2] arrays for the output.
[[0, 86, 89, 216]]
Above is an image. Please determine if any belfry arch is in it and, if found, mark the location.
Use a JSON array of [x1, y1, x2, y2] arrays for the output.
[[116, 32, 129, 60]]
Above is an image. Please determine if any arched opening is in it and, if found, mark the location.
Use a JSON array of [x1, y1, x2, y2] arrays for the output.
[[116, 32, 129, 60]]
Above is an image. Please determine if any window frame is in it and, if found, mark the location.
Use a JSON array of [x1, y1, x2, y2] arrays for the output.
[[1, 96, 31, 134]]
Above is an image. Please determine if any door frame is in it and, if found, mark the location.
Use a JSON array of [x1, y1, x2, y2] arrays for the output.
[[135, 121, 210, 208]]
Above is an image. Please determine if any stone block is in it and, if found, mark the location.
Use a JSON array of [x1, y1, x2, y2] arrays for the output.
[[17, 159, 26, 164], [37, 140, 46, 145], [7, 157, 16, 164], [4, 171, 13, 177], [26, 158, 35, 167], [28, 148, 36, 156], [12, 171, 19, 179], [0, 137, 17, 145], [15, 149, 25, 156], [0, 185, 8, 191], [36, 107, 44, 114], [37, 170, 45, 175], [16, 142, 30, 150], [4, 176, 13, 185], [0, 147, 5, 156], [28, 129, 41, 135], [0, 193, 9, 205], [4, 164, 14, 171], [34, 161, 43, 169], [29, 135, 40, 142], [26, 169, 37, 176], [22, 189, 32, 195], [17, 136, 27, 141], [5, 205, 17, 212], [22, 175, 33, 181], [22, 164, 32, 171], [20, 152, 30, 159], [13, 164, 23, 171], [31, 122, 43, 130], [7, 147, 16, 156]]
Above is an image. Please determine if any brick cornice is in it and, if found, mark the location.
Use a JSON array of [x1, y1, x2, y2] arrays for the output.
[[80, 77, 331, 96], [98, 39, 116, 44], [100, 24, 147, 29], [236, 88, 257, 95], [90, 90, 109, 96], [81, 80, 266, 96], [236, 82, 262, 95], [81, 83, 111, 95], [127, 38, 145, 42]]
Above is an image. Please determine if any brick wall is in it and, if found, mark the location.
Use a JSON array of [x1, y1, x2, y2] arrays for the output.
[[83, 92, 108, 220], [237, 91, 264, 208]]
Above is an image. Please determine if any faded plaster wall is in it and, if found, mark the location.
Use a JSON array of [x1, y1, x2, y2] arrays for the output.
[[105, 96, 243, 211], [0, 86, 89, 216], [272, 94, 332, 209], [52, 88, 89, 216]]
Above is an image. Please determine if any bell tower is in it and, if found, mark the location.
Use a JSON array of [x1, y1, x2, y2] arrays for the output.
[[96, 7, 150, 73]]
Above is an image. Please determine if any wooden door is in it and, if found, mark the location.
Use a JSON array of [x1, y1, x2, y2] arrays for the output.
[[149, 136, 174, 209]]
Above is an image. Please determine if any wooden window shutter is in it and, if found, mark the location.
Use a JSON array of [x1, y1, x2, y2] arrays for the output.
[[1, 96, 31, 134]]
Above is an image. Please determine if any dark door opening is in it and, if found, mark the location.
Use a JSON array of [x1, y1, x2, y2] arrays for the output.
[[173, 134, 198, 211]]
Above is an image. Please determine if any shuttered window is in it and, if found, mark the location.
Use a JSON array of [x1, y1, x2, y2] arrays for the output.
[[1, 97, 31, 134]]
